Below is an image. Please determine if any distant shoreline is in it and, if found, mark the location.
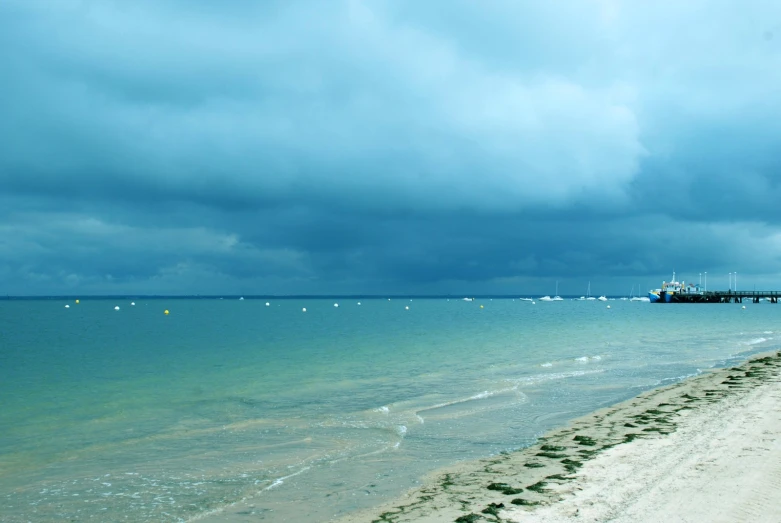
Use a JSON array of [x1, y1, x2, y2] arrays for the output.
[[1, 294, 620, 300]]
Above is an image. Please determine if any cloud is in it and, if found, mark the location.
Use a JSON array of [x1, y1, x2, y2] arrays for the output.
[[1, 0, 781, 294]]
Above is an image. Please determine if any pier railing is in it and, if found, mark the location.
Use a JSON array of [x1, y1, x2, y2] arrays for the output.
[[672, 290, 781, 303]]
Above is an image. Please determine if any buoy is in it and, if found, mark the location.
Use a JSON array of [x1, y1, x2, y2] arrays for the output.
[[480, 305, 484, 309], [239, 297, 244, 300], [357, 302, 361, 305], [334, 303, 339, 307], [164, 310, 169, 315], [302, 307, 307, 312], [742, 305, 746, 309], [75, 299, 79, 304], [405, 306, 409, 310], [265, 302, 270, 307], [114, 306, 120, 310], [532, 301, 536, 304], [607, 305, 611, 309], [131, 302, 135, 306], [65, 304, 70, 308]]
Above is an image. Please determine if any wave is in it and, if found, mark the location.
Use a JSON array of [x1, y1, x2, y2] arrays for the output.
[[743, 337, 771, 346], [513, 368, 606, 386], [576, 355, 602, 363]]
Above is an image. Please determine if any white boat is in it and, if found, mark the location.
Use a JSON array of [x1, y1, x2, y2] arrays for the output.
[[552, 281, 564, 301], [538, 296, 553, 302], [580, 282, 596, 301], [597, 296, 608, 301], [462, 297, 473, 301]]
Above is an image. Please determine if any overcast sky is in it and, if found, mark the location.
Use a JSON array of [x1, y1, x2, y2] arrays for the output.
[[2, 1, 780, 296]]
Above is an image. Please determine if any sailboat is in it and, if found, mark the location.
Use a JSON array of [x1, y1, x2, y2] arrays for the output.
[[552, 281, 564, 301], [540, 281, 561, 301], [586, 281, 596, 300], [631, 282, 648, 301]]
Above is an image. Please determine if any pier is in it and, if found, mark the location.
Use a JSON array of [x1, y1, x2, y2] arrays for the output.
[[666, 290, 781, 304]]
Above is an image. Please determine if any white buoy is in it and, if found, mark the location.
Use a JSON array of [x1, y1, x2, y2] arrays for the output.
[[357, 302, 361, 305], [742, 305, 746, 309], [114, 306, 120, 310], [334, 303, 339, 307], [532, 301, 536, 304], [265, 302, 270, 306], [65, 304, 70, 308], [302, 307, 307, 312], [239, 297, 244, 300], [405, 306, 409, 310], [607, 305, 611, 309], [131, 302, 135, 306]]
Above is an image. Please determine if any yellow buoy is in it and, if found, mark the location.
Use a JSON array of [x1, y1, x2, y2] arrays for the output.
[[480, 305, 484, 308], [75, 299, 80, 304], [164, 310, 169, 315]]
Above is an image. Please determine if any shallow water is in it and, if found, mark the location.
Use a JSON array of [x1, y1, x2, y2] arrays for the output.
[[0, 297, 777, 521]]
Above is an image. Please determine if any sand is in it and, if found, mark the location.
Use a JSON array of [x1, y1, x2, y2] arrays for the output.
[[337, 350, 781, 523]]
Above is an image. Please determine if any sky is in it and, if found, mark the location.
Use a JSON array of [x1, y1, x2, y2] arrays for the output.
[[1, 0, 781, 296]]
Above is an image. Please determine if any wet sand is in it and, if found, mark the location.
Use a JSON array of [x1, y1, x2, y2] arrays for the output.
[[337, 350, 781, 523]]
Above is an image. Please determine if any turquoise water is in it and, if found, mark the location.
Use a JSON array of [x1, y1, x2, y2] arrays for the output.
[[1, 298, 778, 521]]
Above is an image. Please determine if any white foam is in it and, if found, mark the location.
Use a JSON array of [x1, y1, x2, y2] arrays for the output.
[[744, 337, 769, 345], [262, 467, 311, 492], [516, 369, 605, 386], [374, 406, 390, 414], [541, 362, 552, 367], [416, 387, 518, 416]]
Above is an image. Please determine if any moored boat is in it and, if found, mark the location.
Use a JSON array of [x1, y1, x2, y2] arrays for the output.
[[648, 272, 703, 303]]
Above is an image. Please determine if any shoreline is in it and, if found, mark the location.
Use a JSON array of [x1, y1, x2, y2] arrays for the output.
[[336, 349, 781, 522]]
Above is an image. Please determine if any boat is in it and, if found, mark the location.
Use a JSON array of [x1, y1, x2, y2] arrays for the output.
[[597, 295, 608, 301], [630, 283, 646, 301], [584, 281, 596, 300], [552, 281, 564, 301], [648, 272, 703, 303], [538, 296, 553, 302]]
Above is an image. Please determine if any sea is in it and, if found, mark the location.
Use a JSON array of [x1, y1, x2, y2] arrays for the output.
[[1, 296, 778, 522]]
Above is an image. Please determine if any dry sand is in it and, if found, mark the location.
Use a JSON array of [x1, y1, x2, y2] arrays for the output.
[[338, 350, 781, 523]]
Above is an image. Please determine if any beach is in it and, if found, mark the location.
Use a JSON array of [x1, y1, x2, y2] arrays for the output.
[[339, 350, 781, 522]]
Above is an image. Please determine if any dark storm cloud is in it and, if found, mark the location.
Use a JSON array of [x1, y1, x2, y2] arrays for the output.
[[1, 0, 781, 295]]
